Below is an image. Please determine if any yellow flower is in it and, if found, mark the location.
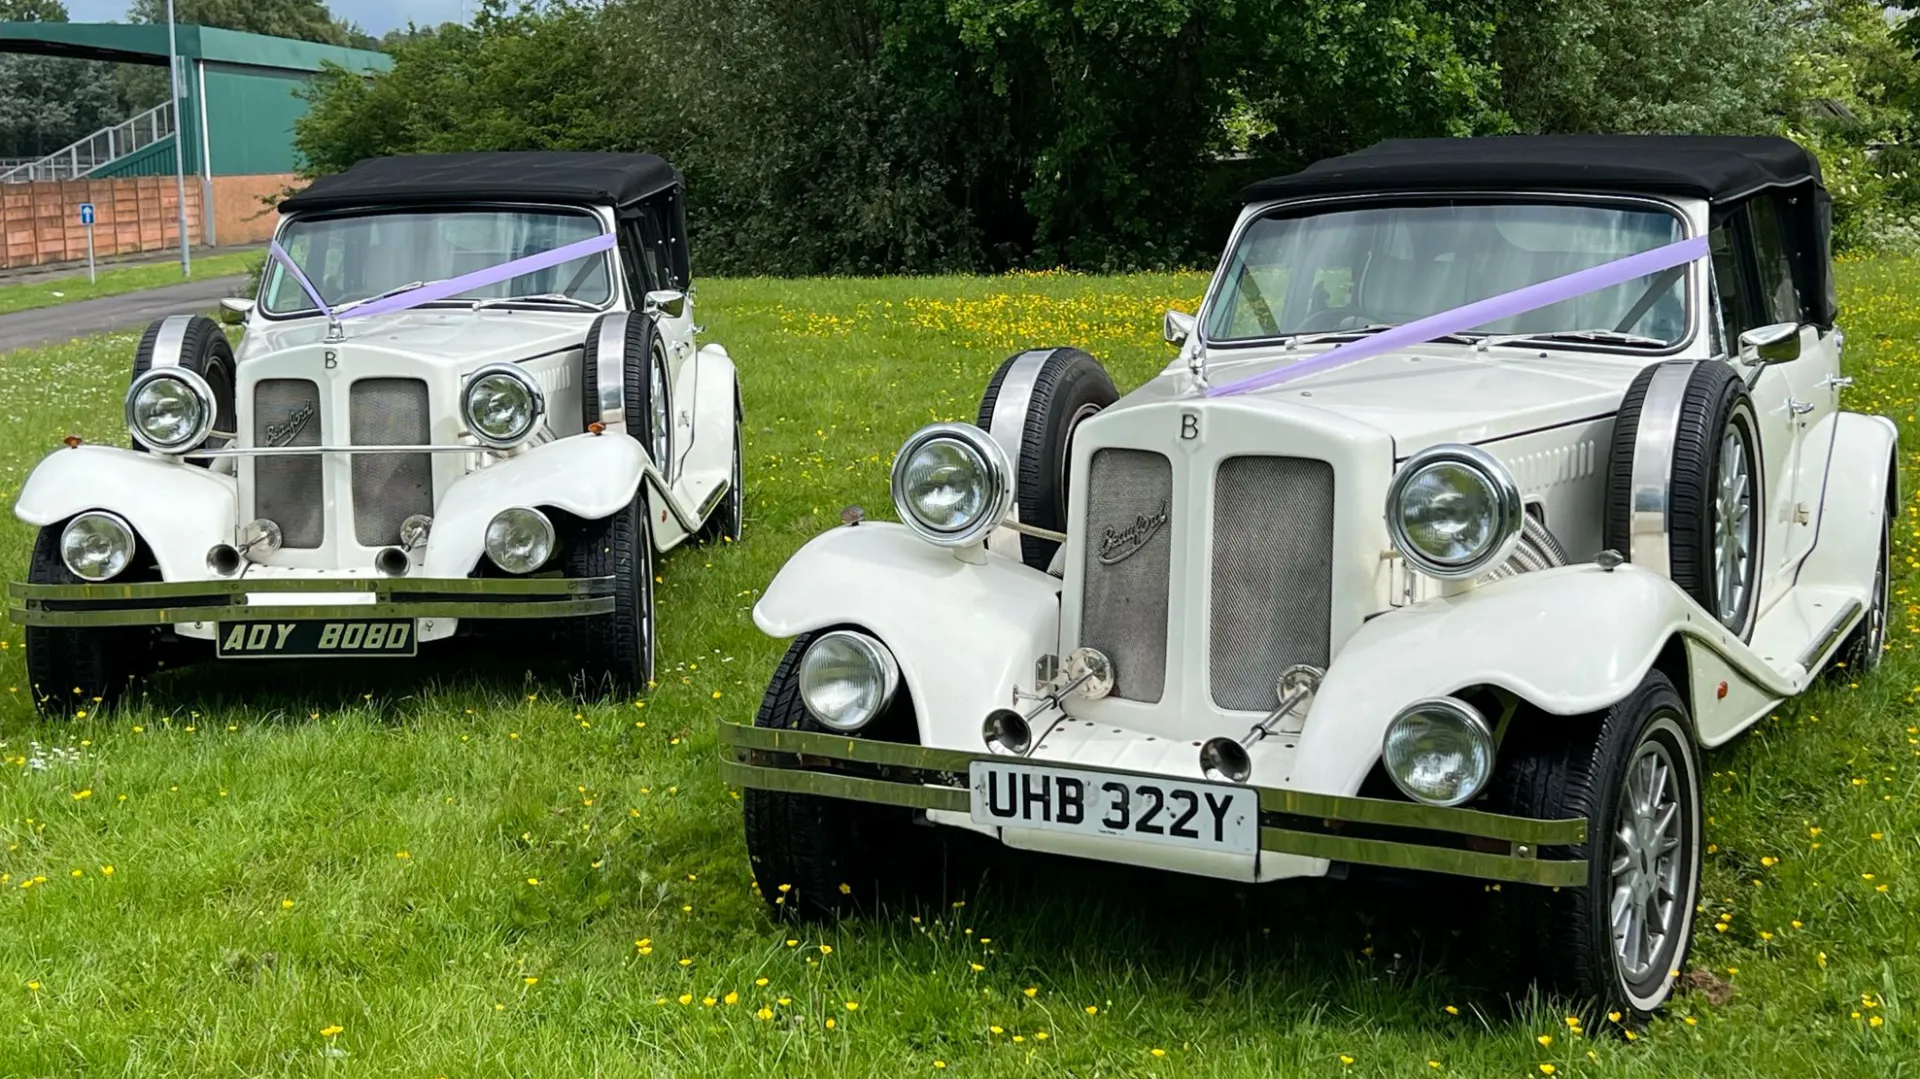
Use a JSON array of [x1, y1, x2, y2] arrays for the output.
[[1085, 1005, 1098, 1015], [933, 1062, 946, 1070], [1539, 1067, 1556, 1077], [1034, 1032, 1049, 1041], [1150, 1048, 1166, 1058], [1870, 1016, 1884, 1028], [281, 899, 295, 909], [71, 789, 91, 800], [990, 1026, 1003, 1035], [1624, 1030, 1638, 1041], [396, 851, 410, 859], [677, 994, 692, 1005], [838, 883, 852, 895], [819, 945, 832, 955], [1683, 1016, 1698, 1026], [1760, 856, 1777, 867], [755, 977, 769, 987], [1818, 952, 1828, 968], [99, 865, 113, 876], [1012, 1036, 1025, 1044], [826, 1018, 836, 1030], [756, 1007, 774, 1020], [523, 977, 538, 986], [845, 1001, 859, 1011], [724, 992, 739, 1005], [1537, 1035, 1552, 1047], [319, 1025, 343, 1037], [1607, 1011, 1622, 1023], [702, 996, 717, 1007], [1339, 1055, 1354, 1065], [27, 981, 41, 991], [526, 878, 540, 886], [1023, 987, 1038, 998], [1444, 1005, 1459, 1016], [969, 963, 985, 972], [1428, 1063, 1441, 1070]]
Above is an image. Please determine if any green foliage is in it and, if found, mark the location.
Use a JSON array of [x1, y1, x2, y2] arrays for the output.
[[0, 0, 125, 160], [127, 0, 362, 47]]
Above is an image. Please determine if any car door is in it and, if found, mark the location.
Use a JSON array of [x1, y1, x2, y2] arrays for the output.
[[626, 194, 699, 482]]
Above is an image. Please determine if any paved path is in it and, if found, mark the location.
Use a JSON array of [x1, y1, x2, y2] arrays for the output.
[[0, 275, 248, 352]]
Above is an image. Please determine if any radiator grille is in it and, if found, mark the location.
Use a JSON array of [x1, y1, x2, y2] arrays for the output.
[[349, 378, 433, 547], [1209, 456, 1335, 710], [252, 378, 324, 549], [1078, 448, 1173, 703]]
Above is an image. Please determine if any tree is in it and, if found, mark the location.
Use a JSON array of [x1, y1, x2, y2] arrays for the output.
[[128, 0, 358, 47], [0, 0, 125, 162]]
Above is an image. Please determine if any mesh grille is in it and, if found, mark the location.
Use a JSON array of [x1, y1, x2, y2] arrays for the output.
[[349, 378, 433, 547], [253, 378, 324, 549], [1078, 449, 1173, 703], [1209, 456, 1334, 710]]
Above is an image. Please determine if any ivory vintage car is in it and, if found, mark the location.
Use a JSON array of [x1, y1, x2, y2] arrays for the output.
[[13, 152, 744, 708], [724, 136, 1896, 1016]]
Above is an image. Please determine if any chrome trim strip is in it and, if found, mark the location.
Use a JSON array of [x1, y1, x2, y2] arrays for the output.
[[149, 314, 195, 368], [10, 597, 613, 628], [1796, 598, 1864, 671], [985, 350, 1049, 556], [1627, 362, 1698, 578], [192, 443, 486, 457], [594, 312, 629, 433], [10, 575, 615, 600]]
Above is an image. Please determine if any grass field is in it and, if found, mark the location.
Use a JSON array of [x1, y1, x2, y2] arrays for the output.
[[1, 262, 1917, 1077], [0, 250, 259, 317]]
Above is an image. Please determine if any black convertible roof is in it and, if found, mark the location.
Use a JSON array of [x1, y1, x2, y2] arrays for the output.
[[1241, 136, 1823, 204], [279, 152, 680, 214]]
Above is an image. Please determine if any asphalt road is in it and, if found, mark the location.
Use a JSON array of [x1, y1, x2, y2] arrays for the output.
[[0, 275, 248, 353]]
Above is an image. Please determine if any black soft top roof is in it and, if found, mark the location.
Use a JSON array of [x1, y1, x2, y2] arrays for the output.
[[279, 152, 680, 214], [1241, 136, 1822, 204]]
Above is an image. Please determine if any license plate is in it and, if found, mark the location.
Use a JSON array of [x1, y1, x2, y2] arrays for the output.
[[214, 619, 417, 659], [968, 761, 1258, 854]]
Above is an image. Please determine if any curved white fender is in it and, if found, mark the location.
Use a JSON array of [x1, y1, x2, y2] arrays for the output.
[[1284, 562, 1794, 798], [648, 343, 739, 551], [14, 445, 237, 580], [422, 432, 647, 577], [1796, 411, 1899, 593], [754, 522, 1062, 735]]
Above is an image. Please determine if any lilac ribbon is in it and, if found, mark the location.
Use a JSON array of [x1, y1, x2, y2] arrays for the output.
[[1205, 234, 1710, 398], [267, 232, 617, 322]]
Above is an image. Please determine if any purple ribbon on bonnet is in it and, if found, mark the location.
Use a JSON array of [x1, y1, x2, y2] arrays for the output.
[[266, 231, 618, 322], [1204, 234, 1710, 397]]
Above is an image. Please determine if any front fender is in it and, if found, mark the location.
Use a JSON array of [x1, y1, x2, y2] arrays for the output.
[[14, 445, 237, 579], [754, 522, 1062, 739], [1289, 563, 1792, 797], [422, 432, 646, 577]]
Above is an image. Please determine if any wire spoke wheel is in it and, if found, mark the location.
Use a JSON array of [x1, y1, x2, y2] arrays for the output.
[[1609, 733, 1685, 984], [1712, 422, 1754, 625]]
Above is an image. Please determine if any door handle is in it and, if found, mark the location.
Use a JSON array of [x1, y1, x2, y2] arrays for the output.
[[1821, 375, 1853, 390], [1787, 397, 1815, 416]]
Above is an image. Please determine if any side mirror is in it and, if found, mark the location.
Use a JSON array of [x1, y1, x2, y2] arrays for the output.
[[1739, 322, 1801, 364], [1164, 308, 1196, 347], [644, 289, 686, 319], [218, 297, 255, 316]]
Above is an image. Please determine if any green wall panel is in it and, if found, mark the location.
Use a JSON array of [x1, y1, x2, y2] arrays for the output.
[[203, 65, 309, 176], [89, 134, 175, 178]]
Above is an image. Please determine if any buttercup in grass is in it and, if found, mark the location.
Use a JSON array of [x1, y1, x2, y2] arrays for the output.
[[9, 152, 746, 708], [727, 135, 1898, 1020]]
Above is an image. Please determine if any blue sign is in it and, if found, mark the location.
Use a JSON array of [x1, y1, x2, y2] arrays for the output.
[[78, 203, 94, 227]]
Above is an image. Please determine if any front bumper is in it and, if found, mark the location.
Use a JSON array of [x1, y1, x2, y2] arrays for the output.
[[7, 575, 614, 627], [719, 721, 1590, 888]]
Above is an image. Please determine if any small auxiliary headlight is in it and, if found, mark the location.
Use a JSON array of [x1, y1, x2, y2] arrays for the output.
[[126, 367, 216, 454], [484, 506, 555, 574], [798, 630, 900, 732], [888, 423, 1013, 548], [463, 363, 545, 449], [1381, 697, 1496, 807], [60, 511, 136, 582], [1385, 443, 1524, 580]]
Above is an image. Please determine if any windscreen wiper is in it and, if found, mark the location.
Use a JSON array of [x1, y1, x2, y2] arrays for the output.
[[1282, 324, 1476, 348], [1474, 328, 1667, 350], [333, 281, 427, 314], [470, 293, 601, 312]]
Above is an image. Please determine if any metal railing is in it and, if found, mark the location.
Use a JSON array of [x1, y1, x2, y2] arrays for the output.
[[0, 101, 176, 184]]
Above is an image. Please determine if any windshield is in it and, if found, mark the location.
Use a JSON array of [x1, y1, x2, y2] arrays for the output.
[[262, 207, 614, 316], [1204, 200, 1689, 346]]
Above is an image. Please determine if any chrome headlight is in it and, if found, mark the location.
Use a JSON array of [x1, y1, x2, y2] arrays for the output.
[[888, 423, 1013, 548], [798, 630, 900, 732], [1386, 443, 1524, 579], [463, 363, 545, 449], [484, 506, 555, 573], [60, 511, 135, 582], [125, 367, 215, 454], [1381, 697, 1496, 807]]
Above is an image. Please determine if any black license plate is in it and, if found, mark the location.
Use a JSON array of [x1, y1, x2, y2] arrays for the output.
[[214, 619, 417, 659]]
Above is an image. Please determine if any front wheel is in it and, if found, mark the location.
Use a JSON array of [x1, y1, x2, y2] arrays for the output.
[[24, 524, 151, 714], [1487, 671, 1702, 1017], [557, 496, 655, 698]]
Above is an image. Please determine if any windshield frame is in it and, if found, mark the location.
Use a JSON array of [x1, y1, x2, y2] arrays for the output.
[[1194, 191, 1700, 358], [257, 201, 623, 322]]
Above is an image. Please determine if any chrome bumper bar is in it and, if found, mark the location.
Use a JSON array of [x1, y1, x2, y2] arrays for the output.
[[718, 721, 1590, 888], [7, 575, 615, 627]]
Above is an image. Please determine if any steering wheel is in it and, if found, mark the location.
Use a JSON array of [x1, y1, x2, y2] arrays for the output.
[[1295, 307, 1383, 333]]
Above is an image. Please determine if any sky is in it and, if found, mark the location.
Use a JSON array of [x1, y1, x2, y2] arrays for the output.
[[62, 0, 472, 37]]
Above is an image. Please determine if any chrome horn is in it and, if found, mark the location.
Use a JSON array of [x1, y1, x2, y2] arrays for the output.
[[1198, 664, 1324, 783], [983, 647, 1113, 756]]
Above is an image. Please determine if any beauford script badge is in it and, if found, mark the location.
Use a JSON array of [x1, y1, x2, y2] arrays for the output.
[[1098, 500, 1170, 564], [265, 403, 316, 448]]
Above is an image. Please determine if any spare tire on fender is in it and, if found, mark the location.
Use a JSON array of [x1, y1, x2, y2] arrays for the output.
[[977, 347, 1119, 571]]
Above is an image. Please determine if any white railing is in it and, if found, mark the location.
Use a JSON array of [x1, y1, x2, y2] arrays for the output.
[[0, 101, 176, 184]]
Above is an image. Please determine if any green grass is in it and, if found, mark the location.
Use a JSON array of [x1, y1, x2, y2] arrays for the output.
[[2, 263, 1918, 1077], [0, 250, 260, 316]]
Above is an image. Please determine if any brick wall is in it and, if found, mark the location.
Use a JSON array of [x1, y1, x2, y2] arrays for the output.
[[0, 173, 303, 269], [208, 173, 299, 248]]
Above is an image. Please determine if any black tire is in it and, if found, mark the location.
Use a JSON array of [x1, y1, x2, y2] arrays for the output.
[[1838, 487, 1892, 674], [1605, 362, 1761, 639], [130, 314, 235, 459], [694, 387, 744, 545], [977, 347, 1118, 571], [742, 633, 939, 920], [1486, 671, 1702, 1018], [580, 312, 671, 470], [558, 495, 656, 698], [24, 523, 152, 715]]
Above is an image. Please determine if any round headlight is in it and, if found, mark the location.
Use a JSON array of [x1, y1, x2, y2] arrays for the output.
[[888, 423, 1014, 548], [1381, 697, 1496, 807], [125, 367, 215, 453], [464, 364, 545, 449], [798, 630, 901, 732], [60, 511, 136, 582], [1386, 444, 1524, 579], [484, 506, 555, 573]]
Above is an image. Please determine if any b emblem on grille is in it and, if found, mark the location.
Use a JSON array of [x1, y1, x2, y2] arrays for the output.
[[1098, 500, 1170, 564], [264, 403, 316, 447]]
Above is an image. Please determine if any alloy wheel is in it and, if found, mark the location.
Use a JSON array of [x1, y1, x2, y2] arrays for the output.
[[1711, 421, 1754, 626], [1610, 732, 1686, 985]]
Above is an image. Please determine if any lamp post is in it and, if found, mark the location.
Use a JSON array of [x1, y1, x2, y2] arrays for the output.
[[166, 0, 191, 276]]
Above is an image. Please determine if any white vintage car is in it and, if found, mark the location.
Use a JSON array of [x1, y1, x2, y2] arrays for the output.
[[723, 136, 1896, 1017], [12, 152, 744, 707]]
